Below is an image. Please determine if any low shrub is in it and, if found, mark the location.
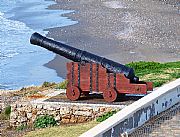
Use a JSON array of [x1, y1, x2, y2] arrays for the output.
[[56, 80, 68, 89], [4, 105, 11, 116], [42, 81, 56, 88], [96, 110, 117, 122], [34, 115, 57, 128], [16, 124, 28, 131], [0, 105, 11, 120]]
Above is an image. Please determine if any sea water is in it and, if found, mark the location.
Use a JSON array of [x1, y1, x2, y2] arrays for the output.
[[0, 0, 77, 90]]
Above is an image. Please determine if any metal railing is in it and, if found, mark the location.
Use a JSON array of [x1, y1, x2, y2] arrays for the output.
[[128, 102, 180, 137]]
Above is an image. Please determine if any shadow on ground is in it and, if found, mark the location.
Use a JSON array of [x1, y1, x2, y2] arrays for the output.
[[45, 93, 144, 105]]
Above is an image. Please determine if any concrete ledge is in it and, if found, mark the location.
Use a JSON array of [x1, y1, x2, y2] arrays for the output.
[[80, 78, 180, 137]]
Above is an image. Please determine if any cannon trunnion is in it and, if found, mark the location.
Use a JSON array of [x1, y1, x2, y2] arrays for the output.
[[30, 32, 153, 102]]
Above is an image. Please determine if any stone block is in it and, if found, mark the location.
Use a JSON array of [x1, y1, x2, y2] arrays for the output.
[[74, 111, 92, 117], [62, 114, 71, 119], [77, 116, 87, 123], [10, 111, 18, 119], [79, 106, 93, 111], [27, 113, 32, 119], [19, 111, 26, 117], [17, 104, 23, 108], [55, 115, 61, 121], [93, 107, 100, 112], [61, 118, 70, 124], [18, 117, 27, 123], [105, 107, 113, 112], [10, 119, 16, 124], [70, 115, 78, 123], [25, 106, 32, 113], [72, 106, 79, 111], [37, 104, 43, 109], [60, 107, 71, 115], [54, 105, 61, 110], [100, 107, 106, 112], [32, 104, 37, 108], [32, 109, 38, 115]]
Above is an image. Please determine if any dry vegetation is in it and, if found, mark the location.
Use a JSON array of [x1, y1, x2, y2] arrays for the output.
[[24, 121, 98, 137]]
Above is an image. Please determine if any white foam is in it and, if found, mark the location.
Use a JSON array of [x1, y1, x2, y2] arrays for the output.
[[0, 11, 33, 59]]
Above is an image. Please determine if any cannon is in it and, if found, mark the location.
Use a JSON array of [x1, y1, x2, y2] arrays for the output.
[[30, 32, 153, 102]]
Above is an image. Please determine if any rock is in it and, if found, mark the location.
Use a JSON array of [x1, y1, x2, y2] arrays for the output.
[[32, 104, 37, 108], [61, 118, 70, 124], [19, 111, 26, 117], [32, 116, 37, 122], [55, 115, 61, 121], [72, 106, 79, 112], [106, 108, 112, 112], [60, 107, 71, 115], [17, 104, 22, 108], [70, 115, 78, 123], [27, 113, 32, 119], [93, 107, 100, 112], [62, 114, 71, 119], [79, 106, 93, 111], [37, 111, 43, 115], [100, 107, 106, 112], [48, 107, 55, 111], [37, 104, 43, 109], [32, 109, 37, 115], [11, 104, 17, 110], [18, 117, 27, 123], [54, 105, 61, 110], [10, 119, 16, 124], [78, 116, 87, 123], [48, 110, 57, 115], [74, 111, 92, 117], [25, 106, 32, 113], [10, 111, 18, 119]]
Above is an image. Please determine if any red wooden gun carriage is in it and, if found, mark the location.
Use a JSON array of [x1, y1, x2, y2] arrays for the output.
[[66, 62, 153, 102], [30, 32, 153, 102]]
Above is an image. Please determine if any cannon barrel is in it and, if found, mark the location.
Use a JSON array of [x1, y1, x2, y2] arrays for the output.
[[30, 32, 139, 82]]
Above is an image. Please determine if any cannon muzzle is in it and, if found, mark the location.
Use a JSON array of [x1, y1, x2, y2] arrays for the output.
[[30, 32, 139, 82]]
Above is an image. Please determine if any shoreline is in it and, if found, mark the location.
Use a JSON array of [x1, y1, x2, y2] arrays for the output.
[[45, 0, 180, 79]]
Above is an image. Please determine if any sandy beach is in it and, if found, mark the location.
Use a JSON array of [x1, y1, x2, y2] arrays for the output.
[[45, 0, 180, 78]]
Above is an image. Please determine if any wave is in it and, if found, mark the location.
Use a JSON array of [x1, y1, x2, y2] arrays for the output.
[[0, 0, 77, 90], [0, 11, 34, 60]]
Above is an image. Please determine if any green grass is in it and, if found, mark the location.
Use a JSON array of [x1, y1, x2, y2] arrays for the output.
[[126, 61, 180, 87], [24, 121, 99, 137]]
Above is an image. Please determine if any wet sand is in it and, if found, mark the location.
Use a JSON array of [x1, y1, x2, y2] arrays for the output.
[[45, 0, 180, 78]]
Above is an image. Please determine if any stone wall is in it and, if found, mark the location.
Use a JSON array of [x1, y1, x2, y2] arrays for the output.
[[10, 102, 121, 127]]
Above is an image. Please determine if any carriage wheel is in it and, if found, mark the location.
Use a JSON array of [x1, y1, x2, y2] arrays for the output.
[[103, 88, 117, 102], [66, 86, 81, 101]]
